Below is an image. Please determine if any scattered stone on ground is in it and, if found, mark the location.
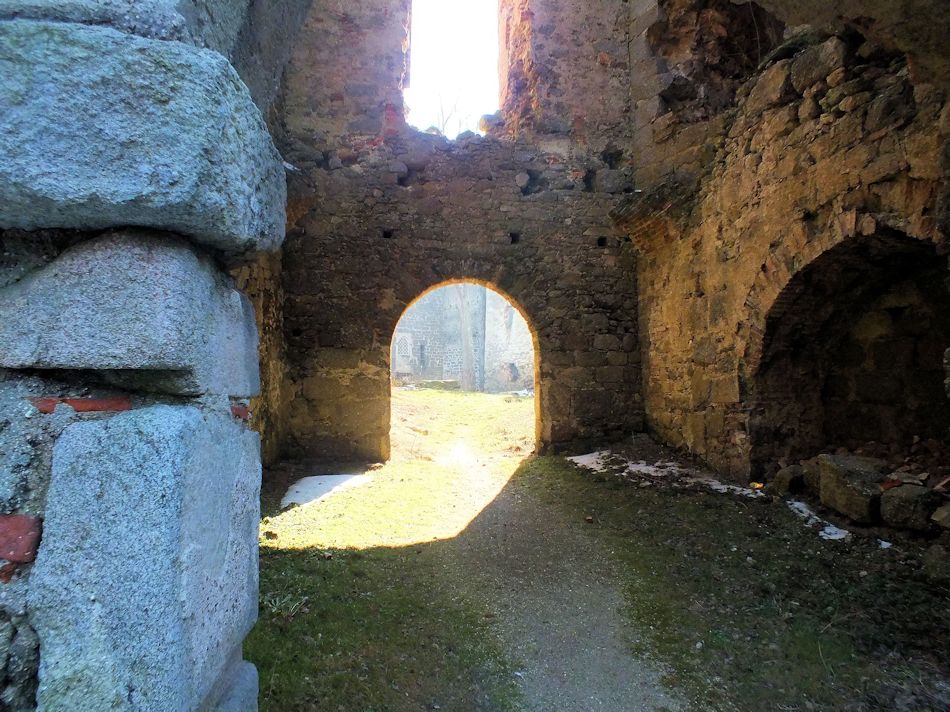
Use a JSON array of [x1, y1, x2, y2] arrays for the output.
[[817, 454, 890, 524]]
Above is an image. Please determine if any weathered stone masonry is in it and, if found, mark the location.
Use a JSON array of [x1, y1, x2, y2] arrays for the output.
[[257, 0, 950, 484], [1, 0, 950, 707], [273, 0, 644, 462], [0, 5, 287, 710], [618, 15, 950, 479], [280, 135, 641, 461]]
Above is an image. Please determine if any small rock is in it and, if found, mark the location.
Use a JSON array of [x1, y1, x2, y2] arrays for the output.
[[798, 96, 820, 122], [767, 465, 804, 495], [826, 67, 847, 87], [922, 545, 950, 583], [939, 102, 950, 136], [818, 454, 889, 523], [932, 503, 950, 529], [593, 169, 634, 194], [839, 92, 873, 112], [515, 172, 531, 189], [790, 37, 848, 94], [387, 160, 409, 176], [881, 485, 940, 531], [746, 59, 793, 115], [801, 457, 822, 495]]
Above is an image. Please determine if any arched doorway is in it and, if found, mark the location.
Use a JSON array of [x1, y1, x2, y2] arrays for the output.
[[748, 231, 950, 477], [390, 279, 541, 453]]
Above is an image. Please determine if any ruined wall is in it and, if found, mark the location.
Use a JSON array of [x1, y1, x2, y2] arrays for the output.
[[628, 0, 784, 185], [621, 33, 950, 479], [232, 253, 290, 466], [392, 289, 450, 380], [273, 0, 642, 462], [484, 289, 535, 392], [750, 234, 950, 470], [499, 0, 633, 146], [752, 0, 950, 91], [393, 285, 489, 388], [280, 134, 640, 460]]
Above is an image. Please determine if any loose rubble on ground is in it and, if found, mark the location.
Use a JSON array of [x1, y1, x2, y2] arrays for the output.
[[569, 433, 950, 583]]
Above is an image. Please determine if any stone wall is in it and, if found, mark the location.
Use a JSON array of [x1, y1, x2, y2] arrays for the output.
[[393, 290, 446, 380], [620, 32, 950, 479], [484, 289, 535, 393], [273, 0, 643, 462], [751, 233, 950, 471], [232, 253, 291, 466], [279, 133, 641, 461], [0, 6, 284, 709], [391, 284, 534, 392], [628, 0, 784, 185], [392, 285, 488, 388], [499, 0, 633, 145]]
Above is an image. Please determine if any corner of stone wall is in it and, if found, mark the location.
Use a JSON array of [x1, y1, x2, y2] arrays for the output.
[[0, 10, 287, 709]]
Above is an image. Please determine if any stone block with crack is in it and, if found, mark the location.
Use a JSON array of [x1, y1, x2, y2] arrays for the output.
[[0, 19, 285, 256]]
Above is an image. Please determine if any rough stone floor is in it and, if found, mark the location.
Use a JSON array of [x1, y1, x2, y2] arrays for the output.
[[248, 389, 950, 711]]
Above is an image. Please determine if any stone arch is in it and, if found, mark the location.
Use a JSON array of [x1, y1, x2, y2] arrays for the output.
[[391, 278, 543, 448], [282, 214, 640, 464], [742, 229, 950, 477], [376, 255, 571, 458], [738, 209, 945, 395]]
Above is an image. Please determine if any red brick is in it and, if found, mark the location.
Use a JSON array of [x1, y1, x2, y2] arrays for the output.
[[231, 404, 250, 421], [28, 397, 61, 414], [29, 396, 132, 414], [0, 515, 42, 564]]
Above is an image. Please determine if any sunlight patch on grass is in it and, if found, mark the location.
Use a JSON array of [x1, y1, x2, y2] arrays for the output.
[[262, 389, 535, 549], [248, 389, 534, 711]]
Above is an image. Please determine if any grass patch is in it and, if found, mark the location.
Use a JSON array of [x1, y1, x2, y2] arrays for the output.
[[248, 389, 533, 711], [247, 544, 519, 711], [516, 456, 950, 711]]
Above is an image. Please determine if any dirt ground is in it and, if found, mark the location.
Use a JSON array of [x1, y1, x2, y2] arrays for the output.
[[248, 388, 950, 711]]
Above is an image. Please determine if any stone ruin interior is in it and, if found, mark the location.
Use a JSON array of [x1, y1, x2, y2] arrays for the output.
[[0, 0, 949, 708], [391, 283, 536, 393]]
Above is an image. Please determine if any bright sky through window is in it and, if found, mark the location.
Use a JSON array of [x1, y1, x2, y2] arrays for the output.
[[404, 0, 499, 138]]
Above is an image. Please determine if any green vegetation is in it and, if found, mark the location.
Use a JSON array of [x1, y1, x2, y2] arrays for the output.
[[518, 456, 950, 711], [247, 544, 519, 711], [248, 389, 949, 710]]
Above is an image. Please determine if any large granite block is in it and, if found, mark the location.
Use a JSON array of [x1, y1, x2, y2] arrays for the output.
[[0, 19, 285, 255], [29, 405, 260, 711], [0, 0, 252, 55], [0, 232, 260, 397]]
